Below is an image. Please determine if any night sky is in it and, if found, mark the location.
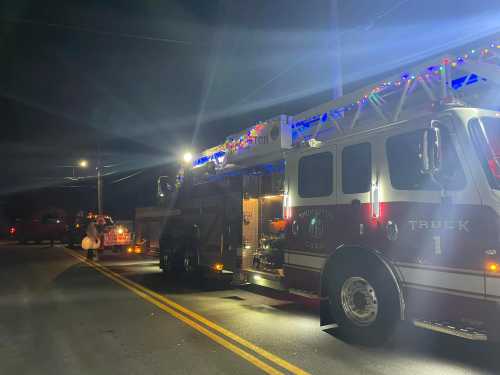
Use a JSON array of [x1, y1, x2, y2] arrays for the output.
[[0, 0, 498, 223]]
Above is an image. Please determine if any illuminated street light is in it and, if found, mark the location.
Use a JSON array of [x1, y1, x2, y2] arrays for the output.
[[71, 159, 89, 178], [183, 152, 193, 164], [76, 158, 102, 215]]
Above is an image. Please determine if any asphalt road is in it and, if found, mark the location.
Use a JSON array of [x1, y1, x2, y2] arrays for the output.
[[1, 242, 499, 375]]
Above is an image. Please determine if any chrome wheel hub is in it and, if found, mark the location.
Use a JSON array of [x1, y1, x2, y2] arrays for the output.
[[340, 276, 378, 326]]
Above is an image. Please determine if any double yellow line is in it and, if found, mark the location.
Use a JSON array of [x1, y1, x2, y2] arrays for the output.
[[65, 249, 310, 375]]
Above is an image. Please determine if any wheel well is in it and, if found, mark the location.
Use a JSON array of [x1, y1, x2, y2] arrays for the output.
[[320, 246, 405, 321]]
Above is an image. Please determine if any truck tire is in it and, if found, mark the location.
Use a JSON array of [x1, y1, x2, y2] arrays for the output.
[[160, 231, 187, 273], [183, 254, 198, 274], [159, 247, 176, 273], [327, 256, 400, 345]]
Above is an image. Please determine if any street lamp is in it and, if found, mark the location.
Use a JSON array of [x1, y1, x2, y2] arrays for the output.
[[60, 158, 104, 215], [182, 152, 193, 164], [71, 159, 88, 178], [75, 159, 103, 215]]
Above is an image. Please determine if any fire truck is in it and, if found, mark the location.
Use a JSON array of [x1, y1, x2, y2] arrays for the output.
[[158, 39, 500, 343], [68, 213, 135, 254]]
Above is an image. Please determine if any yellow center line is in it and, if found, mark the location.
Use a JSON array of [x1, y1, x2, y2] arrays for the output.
[[66, 249, 310, 375], [90, 257, 309, 375], [65, 249, 283, 375]]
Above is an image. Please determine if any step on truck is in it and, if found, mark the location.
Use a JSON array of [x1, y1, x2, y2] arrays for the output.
[[157, 38, 500, 343]]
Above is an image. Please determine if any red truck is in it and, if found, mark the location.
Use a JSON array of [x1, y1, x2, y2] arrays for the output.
[[68, 213, 135, 254], [13, 211, 67, 244], [159, 40, 500, 344]]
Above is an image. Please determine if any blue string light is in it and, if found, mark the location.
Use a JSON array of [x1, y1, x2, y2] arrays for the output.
[[195, 39, 499, 168]]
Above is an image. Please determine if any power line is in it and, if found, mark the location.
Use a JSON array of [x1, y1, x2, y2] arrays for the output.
[[238, 1, 411, 103], [1, 17, 192, 45], [111, 170, 144, 184]]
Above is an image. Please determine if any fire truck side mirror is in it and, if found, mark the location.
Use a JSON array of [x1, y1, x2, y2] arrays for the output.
[[157, 179, 165, 198], [421, 124, 442, 175]]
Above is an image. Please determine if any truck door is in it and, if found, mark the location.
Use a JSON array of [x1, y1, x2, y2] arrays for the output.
[[222, 177, 243, 272], [284, 145, 337, 290], [467, 116, 500, 302], [382, 116, 485, 306], [221, 191, 243, 271], [336, 141, 372, 248], [195, 176, 242, 272]]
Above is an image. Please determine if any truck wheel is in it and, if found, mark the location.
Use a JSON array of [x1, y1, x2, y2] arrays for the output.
[[160, 250, 175, 273], [183, 254, 198, 274], [327, 258, 400, 345]]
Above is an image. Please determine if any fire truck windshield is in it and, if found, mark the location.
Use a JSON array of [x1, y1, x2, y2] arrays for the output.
[[470, 117, 500, 190]]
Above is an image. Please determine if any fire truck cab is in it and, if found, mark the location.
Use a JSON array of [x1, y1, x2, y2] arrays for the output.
[[159, 41, 500, 343], [289, 106, 500, 343]]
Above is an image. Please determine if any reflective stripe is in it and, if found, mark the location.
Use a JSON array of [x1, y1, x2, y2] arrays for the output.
[[285, 264, 322, 273], [284, 252, 325, 270], [486, 276, 500, 298], [399, 266, 484, 296], [394, 261, 484, 275], [404, 283, 487, 300]]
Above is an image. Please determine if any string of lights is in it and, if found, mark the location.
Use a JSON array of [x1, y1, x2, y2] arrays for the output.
[[193, 38, 500, 170]]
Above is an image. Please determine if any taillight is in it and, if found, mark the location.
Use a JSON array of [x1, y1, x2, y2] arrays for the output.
[[9, 227, 16, 235]]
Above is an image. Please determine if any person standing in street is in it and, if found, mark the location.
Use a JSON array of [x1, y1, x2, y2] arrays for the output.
[[86, 221, 99, 260]]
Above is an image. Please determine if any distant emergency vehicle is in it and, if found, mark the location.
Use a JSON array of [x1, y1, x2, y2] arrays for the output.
[[158, 39, 500, 343], [68, 213, 135, 254]]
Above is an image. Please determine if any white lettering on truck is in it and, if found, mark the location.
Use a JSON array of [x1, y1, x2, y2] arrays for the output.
[[408, 220, 470, 232]]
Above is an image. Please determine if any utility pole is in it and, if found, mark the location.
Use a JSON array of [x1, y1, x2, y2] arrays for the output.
[[97, 163, 103, 215], [96, 142, 103, 215], [91, 105, 105, 215], [331, 0, 343, 100]]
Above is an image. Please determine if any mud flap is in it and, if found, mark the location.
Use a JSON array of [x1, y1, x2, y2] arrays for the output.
[[320, 297, 336, 326]]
